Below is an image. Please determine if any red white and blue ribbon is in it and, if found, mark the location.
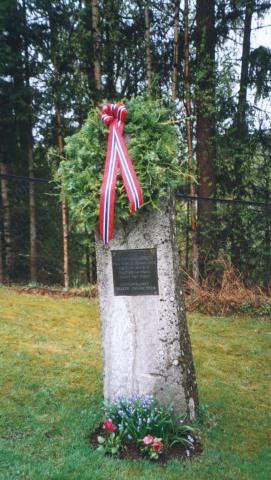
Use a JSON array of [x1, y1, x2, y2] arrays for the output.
[[99, 103, 144, 244]]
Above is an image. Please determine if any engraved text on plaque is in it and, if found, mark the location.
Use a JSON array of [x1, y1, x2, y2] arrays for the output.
[[111, 248, 159, 296]]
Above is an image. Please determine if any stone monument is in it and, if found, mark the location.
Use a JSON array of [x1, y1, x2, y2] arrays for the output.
[[96, 197, 198, 421]]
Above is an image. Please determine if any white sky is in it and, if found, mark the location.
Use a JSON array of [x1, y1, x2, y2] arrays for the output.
[[220, 9, 271, 126], [251, 11, 271, 48]]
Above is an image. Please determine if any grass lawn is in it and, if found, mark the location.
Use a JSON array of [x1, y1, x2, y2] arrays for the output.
[[0, 287, 270, 480]]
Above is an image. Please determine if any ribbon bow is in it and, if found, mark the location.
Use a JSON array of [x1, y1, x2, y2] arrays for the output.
[[99, 103, 144, 244]]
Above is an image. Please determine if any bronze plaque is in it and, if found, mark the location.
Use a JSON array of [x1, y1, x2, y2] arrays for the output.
[[111, 248, 159, 296]]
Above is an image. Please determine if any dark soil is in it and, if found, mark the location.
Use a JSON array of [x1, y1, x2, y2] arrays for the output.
[[89, 427, 202, 464]]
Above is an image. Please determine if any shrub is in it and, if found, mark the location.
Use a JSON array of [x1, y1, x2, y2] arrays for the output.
[[186, 260, 271, 316]]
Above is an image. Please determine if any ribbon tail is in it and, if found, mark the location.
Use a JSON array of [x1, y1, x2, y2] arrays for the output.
[[99, 124, 119, 243], [114, 126, 144, 214]]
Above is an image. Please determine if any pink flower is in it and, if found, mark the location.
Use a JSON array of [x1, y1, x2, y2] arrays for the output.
[[104, 419, 117, 433], [143, 435, 154, 445], [152, 440, 163, 452]]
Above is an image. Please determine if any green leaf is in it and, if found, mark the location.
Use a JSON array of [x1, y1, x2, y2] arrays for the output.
[[97, 436, 105, 444], [97, 446, 105, 453]]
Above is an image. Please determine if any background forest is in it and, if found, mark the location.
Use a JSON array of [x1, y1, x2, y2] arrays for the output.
[[0, 0, 271, 296]]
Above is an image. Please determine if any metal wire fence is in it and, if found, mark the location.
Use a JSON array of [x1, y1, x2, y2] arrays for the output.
[[176, 194, 271, 291], [0, 173, 270, 290], [0, 174, 93, 287]]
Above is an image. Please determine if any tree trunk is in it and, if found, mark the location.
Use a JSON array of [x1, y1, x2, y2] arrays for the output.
[[184, 0, 199, 283], [236, 1, 254, 135], [22, 0, 37, 282], [61, 198, 69, 289], [91, 0, 101, 282], [86, 245, 91, 283], [56, 112, 69, 289], [185, 202, 190, 271], [264, 158, 271, 294], [234, 0, 254, 190], [90, 0, 101, 283], [144, 3, 152, 93], [0, 162, 4, 283], [48, 6, 69, 289], [104, 4, 116, 98], [0, 228, 3, 284], [195, 0, 216, 278], [172, 0, 180, 101], [231, 1, 254, 268], [0, 163, 13, 281], [28, 146, 37, 282], [91, 239, 97, 284], [92, 0, 101, 91]]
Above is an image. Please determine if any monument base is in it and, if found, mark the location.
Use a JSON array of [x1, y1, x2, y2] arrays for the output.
[[96, 199, 198, 420]]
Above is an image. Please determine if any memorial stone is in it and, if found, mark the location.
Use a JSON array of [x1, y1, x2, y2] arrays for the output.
[[96, 197, 198, 420]]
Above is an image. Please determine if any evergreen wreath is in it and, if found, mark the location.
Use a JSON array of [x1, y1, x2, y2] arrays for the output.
[[58, 96, 184, 234]]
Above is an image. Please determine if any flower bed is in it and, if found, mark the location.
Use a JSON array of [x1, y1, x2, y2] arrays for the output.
[[89, 395, 202, 463]]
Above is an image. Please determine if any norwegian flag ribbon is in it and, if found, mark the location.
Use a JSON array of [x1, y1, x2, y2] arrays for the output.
[[99, 103, 144, 244]]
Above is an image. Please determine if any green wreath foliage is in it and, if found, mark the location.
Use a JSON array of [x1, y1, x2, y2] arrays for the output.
[[58, 96, 184, 233]]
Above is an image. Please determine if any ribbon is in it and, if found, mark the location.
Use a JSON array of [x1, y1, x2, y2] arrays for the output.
[[99, 103, 143, 244]]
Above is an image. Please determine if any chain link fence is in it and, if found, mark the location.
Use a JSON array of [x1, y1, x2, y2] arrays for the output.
[[0, 174, 94, 287], [176, 194, 271, 292], [1, 173, 270, 291]]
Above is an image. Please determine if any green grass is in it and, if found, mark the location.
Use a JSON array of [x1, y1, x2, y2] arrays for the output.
[[0, 287, 270, 480]]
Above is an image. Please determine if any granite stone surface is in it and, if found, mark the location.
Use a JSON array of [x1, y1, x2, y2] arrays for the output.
[[96, 200, 198, 420]]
